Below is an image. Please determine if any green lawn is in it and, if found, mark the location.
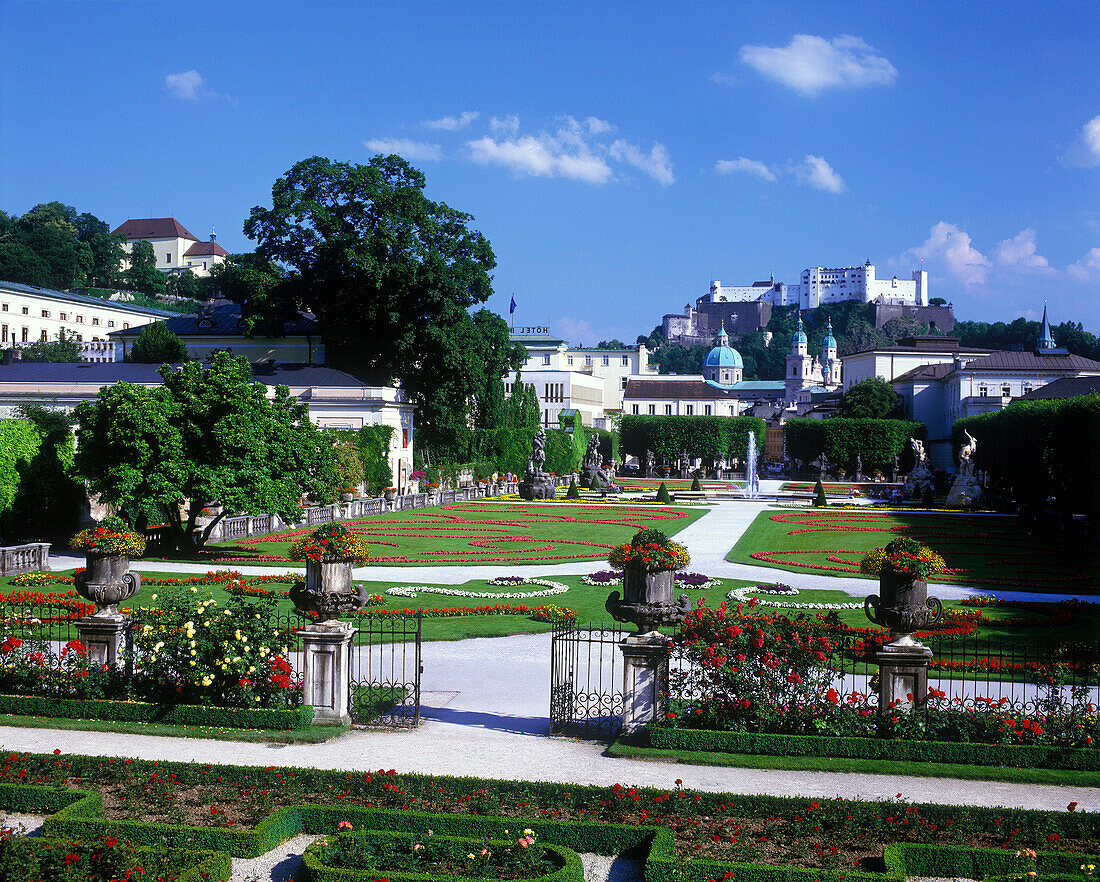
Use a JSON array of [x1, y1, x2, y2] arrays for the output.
[[195, 500, 710, 567], [727, 506, 1100, 593]]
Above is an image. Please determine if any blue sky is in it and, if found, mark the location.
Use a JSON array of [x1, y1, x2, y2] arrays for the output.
[[2, 1, 1098, 343]]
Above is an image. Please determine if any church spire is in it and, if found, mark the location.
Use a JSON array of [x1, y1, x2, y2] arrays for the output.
[[1038, 302, 1056, 350]]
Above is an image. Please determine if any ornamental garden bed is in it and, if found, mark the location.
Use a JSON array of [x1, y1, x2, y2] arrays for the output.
[[727, 508, 1100, 594], [0, 754, 1096, 881], [0, 695, 312, 730], [198, 501, 708, 567]]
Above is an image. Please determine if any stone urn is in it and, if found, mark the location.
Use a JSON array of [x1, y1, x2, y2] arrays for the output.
[[73, 552, 141, 620], [864, 570, 942, 647], [340, 491, 355, 503], [606, 565, 691, 634], [289, 557, 370, 627], [384, 490, 396, 503]]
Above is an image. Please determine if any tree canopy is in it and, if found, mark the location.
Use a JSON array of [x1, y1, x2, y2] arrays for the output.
[[837, 377, 903, 419], [74, 351, 337, 552], [125, 240, 165, 297], [17, 329, 83, 362], [128, 321, 189, 364], [243, 154, 521, 460], [0, 202, 125, 290]]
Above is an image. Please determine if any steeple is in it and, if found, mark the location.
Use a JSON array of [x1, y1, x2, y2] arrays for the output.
[[1038, 303, 1056, 350], [791, 315, 808, 356], [716, 321, 729, 346]]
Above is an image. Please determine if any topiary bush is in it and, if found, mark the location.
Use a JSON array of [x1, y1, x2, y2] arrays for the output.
[[655, 482, 671, 504]]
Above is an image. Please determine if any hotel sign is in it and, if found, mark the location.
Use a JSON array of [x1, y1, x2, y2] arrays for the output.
[[511, 326, 551, 335]]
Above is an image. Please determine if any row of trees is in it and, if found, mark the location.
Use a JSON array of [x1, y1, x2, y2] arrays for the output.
[[783, 418, 926, 473]]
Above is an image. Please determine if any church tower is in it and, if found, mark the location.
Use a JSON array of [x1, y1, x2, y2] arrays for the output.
[[821, 319, 840, 387], [785, 315, 812, 401], [702, 321, 744, 387]]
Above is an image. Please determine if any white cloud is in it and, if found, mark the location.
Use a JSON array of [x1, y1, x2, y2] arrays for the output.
[[490, 115, 521, 136], [364, 138, 443, 161], [608, 139, 675, 185], [466, 115, 669, 186], [906, 222, 992, 286], [716, 157, 777, 182], [555, 317, 599, 346], [1067, 247, 1100, 281], [422, 111, 479, 131], [1062, 114, 1100, 167], [738, 34, 898, 97], [165, 70, 204, 100], [793, 155, 845, 193], [994, 229, 1050, 269]]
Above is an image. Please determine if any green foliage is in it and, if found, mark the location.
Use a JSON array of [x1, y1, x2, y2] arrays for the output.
[[16, 328, 83, 363], [0, 202, 122, 289], [956, 317, 1100, 361], [124, 240, 166, 297], [813, 479, 827, 507], [566, 477, 580, 499], [955, 393, 1100, 519], [469, 427, 531, 477], [652, 342, 708, 375], [543, 428, 582, 476], [620, 415, 765, 464], [357, 424, 395, 495], [328, 432, 365, 489], [2, 406, 84, 540], [646, 725, 1100, 770], [584, 426, 618, 466], [0, 419, 41, 515], [74, 352, 337, 551], [690, 474, 701, 491], [166, 268, 205, 301], [784, 418, 925, 471], [655, 482, 671, 503], [838, 377, 902, 419], [503, 370, 540, 432], [128, 321, 189, 363]]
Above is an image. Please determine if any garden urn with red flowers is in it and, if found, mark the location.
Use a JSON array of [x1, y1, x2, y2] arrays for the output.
[[70, 516, 145, 619], [861, 537, 945, 647], [288, 523, 371, 625], [605, 528, 692, 634]]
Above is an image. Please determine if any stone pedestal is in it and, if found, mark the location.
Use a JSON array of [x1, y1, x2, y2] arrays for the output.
[[296, 622, 357, 725], [75, 614, 129, 668], [945, 475, 982, 508], [518, 471, 556, 500], [875, 643, 932, 713], [619, 633, 671, 736]]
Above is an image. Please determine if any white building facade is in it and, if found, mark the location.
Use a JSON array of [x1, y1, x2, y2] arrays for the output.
[[113, 218, 229, 277], [706, 260, 928, 310]]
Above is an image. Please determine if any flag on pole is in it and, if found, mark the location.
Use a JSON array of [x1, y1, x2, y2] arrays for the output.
[[509, 295, 516, 315]]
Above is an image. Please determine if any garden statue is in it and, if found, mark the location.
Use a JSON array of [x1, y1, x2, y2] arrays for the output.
[[581, 433, 610, 489], [645, 449, 656, 478], [945, 429, 982, 508], [679, 448, 691, 479], [903, 437, 934, 500], [891, 454, 900, 483], [519, 426, 556, 499], [812, 451, 829, 481], [855, 453, 864, 482]]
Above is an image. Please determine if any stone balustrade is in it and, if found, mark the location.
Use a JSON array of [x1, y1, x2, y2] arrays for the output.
[[0, 542, 51, 576]]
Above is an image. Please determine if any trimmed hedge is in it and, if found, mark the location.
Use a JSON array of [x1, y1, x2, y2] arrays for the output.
[[0, 694, 313, 731], [0, 838, 231, 882], [620, 415, 765, 464], [784, 418, 926, 472], [888, 842, 1098, 880], [302, 831, 583, 882], [646, 724, 1100, 770]]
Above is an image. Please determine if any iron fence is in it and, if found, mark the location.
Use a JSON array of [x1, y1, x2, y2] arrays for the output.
[[549, 618, 627, 737]]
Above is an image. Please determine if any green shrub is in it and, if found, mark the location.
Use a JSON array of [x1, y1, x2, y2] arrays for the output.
[[620, 415, 764, 464], [655, 482, 671, 503], [690, 475, 701, 491], [566, 477, 580, 499], [813, 479, 827, 506], [0, 695, 313, 730]]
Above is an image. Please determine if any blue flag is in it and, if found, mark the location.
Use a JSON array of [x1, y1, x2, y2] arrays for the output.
[[509, 295, 516, 315]]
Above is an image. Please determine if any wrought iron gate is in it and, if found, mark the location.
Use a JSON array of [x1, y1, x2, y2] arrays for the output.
[[549, 619, 626, 737], [348, 611, 422, 727]]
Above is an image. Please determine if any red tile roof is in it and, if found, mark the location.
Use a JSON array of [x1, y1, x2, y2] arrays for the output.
[[624, 378, 742, 400], [184, 240, 230, 257], [112, 218, 199, 241]]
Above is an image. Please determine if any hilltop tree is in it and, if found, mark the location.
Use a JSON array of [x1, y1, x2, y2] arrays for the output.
[[125, 240, 164, 296], [74, 351, 336, 553]]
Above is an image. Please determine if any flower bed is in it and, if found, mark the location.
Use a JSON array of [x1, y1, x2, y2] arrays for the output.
[[385, 578, 570, 600], [0, 754, 1097, 879]]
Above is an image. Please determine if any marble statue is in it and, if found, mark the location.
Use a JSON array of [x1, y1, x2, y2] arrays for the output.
[[946, 430, 982, 508]]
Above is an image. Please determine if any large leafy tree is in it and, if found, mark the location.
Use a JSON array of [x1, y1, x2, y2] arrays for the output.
[[17, 328, 83, 362], [125, 240, 164, 296], [128, 321, 189, 364], [837, 377, 902, 419], [244, 156, 509, 459], [74, 351, 337, 553]]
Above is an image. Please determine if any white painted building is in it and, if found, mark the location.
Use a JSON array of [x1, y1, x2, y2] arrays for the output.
[[506, 330, 658, 425], [841, 336, 991, 389], [0, 362, 417, 492], [113, 218, 229, 277], [0, 280, 176, 356], [706, 260, 928, 310]]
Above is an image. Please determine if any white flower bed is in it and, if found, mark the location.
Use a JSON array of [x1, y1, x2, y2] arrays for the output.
[[385, 577, 570, 600], [726, 585, 863, 610], [581, 572, 623, 586]]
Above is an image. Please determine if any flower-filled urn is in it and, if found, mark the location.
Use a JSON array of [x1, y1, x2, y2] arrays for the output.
[[288, 523, 372, 625], [70, 516, 145, 619], [860, 537, 944, 647], [605, 528, 692, 633]]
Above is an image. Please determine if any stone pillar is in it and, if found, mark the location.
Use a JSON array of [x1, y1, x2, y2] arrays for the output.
[[875, 643, 932, 713], [296, 623, 357, 725], [75, 615, 130, 668], [619, 633, 671, 736]]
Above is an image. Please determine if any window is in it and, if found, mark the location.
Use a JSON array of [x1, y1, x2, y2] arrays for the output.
[[60, 312, 68, 321], [978, 385, 988, 397], [620, 377, 628, 390], [585, 356, 592, 366], [1, 304, 6, 312], [648, 405, 656, 415], [685, 405, 693, 415], [730, 406, 736, 415], [632, 404, 639, 414], [21, 307, 28, 315], [602, 356, 609, 366], [621, 356, 628, 366], [123, 323, 130, 330], [77, 315, 84, 324], [41, 309, 49, 318], [664, 404, 672, 415], [108, 320, 115, 328], [203, 261, 207, 270], [1002, 385, 1011, 397], [1, 325, 6, 343], [543, 354, 550, 365], [704, 405, 712, 416], [76, 334, 82, 342], [567, 356, 574, 366], [166, 253, 172, 264], [92, 318, 100, 326], [21, 327, 28, 342], [40, 329, 47, 341]]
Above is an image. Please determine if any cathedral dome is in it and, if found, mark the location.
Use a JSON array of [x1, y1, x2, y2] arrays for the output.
[[703, 325, 743, 368]]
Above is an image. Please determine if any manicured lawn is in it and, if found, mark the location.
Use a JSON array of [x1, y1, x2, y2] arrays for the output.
[[727, 507, 1100, 593], [198, 500, 710, 566], [617, 477, 739, 490]]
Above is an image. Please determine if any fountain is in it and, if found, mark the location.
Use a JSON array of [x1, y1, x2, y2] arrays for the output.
[[741, 431, 760, 499]]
